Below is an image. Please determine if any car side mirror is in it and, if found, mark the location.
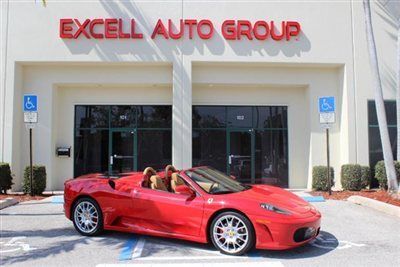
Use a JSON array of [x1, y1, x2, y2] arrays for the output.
[[175, 184, 195, 197], [230, 175, 237, 180]]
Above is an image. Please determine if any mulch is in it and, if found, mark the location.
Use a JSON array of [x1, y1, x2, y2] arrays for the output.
[[310, 189, 400, 207], [0, 194, 48, 202]]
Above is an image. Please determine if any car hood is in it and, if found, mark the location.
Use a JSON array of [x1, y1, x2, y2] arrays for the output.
[[231, 185, 313, 215]]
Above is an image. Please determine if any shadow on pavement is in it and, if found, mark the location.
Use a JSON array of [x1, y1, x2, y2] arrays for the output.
[[0, 229, 138, 265], [131, 230, 339, 260]]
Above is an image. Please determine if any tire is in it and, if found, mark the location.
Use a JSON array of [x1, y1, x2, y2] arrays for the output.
[[72, 197, 103, 236], [210, 211, 255, 256]]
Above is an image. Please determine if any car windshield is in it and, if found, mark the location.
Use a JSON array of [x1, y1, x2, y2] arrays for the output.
[[185, 166, 251, 194]]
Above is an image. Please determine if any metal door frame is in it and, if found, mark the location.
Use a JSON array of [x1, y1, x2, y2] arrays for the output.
[[108, 128, 137, 174], [227, 128, 255, 183]]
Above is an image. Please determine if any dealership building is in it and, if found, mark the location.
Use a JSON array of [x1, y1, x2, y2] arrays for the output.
[[0, 0, 399, 191]]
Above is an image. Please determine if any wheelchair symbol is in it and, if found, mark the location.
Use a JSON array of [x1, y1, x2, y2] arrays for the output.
[[25, 97, 35, 110], [321, 99, 332, 111], [0, 236, 37, 253]]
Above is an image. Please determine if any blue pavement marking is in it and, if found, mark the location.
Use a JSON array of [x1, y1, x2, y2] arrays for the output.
[[119, 238, 138, 261], [302, 196, 325, 202], [51, 195, 64, 204]]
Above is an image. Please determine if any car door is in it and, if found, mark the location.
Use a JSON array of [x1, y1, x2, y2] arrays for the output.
[[131, 185, 204, 237]]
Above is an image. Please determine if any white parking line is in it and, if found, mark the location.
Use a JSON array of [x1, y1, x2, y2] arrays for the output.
[[97, 262, 284, 267], [131, 238, 146, 259]]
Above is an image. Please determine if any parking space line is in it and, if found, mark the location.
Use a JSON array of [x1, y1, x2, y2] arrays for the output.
[[131, 238, 146, 259], [119, 238, 137, 261], [51, 196, 64, 204], [98, 262, 284, 267]]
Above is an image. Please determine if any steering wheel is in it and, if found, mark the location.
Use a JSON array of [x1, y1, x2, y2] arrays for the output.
[[209, 182, 219, 193]]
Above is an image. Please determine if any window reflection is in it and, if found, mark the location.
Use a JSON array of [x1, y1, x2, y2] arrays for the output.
[[74, 129, 109, 177], [193, 106, 226, 128], [192, 106, 289, 187], [193, 130, 226, 171], [255, 130, 288, 187], [227, 106, 252, 128], [137, 106, 172, 128], [368, 100, 397, 188], [111, 106, 136, 128], [75, 106, 109, 128], [138, 130, 172, 171]]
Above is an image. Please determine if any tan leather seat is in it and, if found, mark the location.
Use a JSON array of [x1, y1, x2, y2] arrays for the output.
[[171, 173, 185, 193], [150, 175, 168, 192]]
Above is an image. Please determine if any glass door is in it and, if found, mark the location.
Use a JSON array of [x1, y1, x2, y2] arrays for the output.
[[228, 130, 254, 184], [109, 130, 136, 174]]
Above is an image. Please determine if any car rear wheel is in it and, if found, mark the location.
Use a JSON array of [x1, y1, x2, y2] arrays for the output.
[[72, 198, 103, 236], [210, 211, 255, 256]]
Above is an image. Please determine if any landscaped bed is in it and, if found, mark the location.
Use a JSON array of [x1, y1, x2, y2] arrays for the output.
[[310, 190, 400, 207], [0, 194, 47, 202]]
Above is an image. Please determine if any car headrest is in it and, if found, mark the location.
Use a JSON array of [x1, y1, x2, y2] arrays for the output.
[[143, 167, 157, 177]]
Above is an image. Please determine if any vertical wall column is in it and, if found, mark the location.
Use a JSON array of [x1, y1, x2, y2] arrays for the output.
[[172, 59, 192, 169]]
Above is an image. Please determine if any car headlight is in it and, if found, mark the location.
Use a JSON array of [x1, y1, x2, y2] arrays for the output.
[[260, 203, 292, 215]]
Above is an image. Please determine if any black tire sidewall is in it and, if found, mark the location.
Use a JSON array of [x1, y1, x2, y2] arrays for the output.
[[210, 211, 255, 256], [72, 197, 103, 236]]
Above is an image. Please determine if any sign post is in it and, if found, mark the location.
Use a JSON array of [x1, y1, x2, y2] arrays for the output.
[[318, 96, 335, 195], [23, 95, 38, 196]]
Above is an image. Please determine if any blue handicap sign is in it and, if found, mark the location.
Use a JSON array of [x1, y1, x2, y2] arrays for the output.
[[319, 96, 335, 113], [23, 95, 38, 112]]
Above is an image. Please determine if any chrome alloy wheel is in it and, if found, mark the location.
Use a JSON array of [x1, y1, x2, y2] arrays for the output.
[[74, 201, 99, 234], [212, 215, 249, 254]]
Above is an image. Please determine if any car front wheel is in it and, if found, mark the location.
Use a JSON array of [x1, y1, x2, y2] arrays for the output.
[[210, 211, 255, 256], [72, 197, 103, 236]]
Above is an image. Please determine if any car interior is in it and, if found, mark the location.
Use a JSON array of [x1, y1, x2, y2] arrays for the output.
[[142, 165, 188, 194]]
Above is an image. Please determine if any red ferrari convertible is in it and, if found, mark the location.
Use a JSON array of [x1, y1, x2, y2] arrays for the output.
[[64, 165, 321, 256]]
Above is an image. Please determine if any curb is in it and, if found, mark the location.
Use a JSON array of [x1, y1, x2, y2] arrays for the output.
[[348, 195, 400, 218], [0, 197, 19, 210]]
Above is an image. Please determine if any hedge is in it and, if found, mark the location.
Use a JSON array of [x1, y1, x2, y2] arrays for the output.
[[374, 161, 400, 189], [360, 166, 371, 189], [341, 164, 362, 191], [0, 163, 13, 194], [312, 166, 334, 191], [23, 165, 46, 195]]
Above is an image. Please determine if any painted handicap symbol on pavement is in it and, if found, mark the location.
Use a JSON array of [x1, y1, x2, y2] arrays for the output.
[[0, 236, 37, 253]]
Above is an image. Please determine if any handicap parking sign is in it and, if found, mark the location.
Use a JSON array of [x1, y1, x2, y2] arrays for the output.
[[23, 95, 38, 112], [319, 96, 335, 113]]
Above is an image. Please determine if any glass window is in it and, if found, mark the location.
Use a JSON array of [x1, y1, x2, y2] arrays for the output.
[[270, 106, 287, 128], [368, 101, 396, 126], [254, 107, 272, 128], [111, 106, 136, 128], [137, 106, 172, 128], [192, 130, 226, 172], [74, 129, 109, 177], [255, 130, 288, 187], [192, 106, 226, 128], [227, 106, 252, 128], [75, 105, 109, 128], [137, 130, 172, 171]]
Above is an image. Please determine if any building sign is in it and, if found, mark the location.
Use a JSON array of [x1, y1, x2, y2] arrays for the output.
[[59, 18, 301, 41]]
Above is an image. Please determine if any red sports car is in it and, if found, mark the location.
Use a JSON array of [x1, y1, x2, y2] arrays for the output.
[[64, 165, 321, 256]]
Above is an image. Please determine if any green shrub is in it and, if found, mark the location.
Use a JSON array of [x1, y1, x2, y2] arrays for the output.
[[0, 163, 13, 194], [341, 164, 362, 191], [360, 166, 371, 189], [374, 161, 400, 189], [312, 166, 334, 191], [23, 165, 46, 195]]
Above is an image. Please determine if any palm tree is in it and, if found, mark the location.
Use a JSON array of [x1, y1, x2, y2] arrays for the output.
[[363, 0, 399, 193]]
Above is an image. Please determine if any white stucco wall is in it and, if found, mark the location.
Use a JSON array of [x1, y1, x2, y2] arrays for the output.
[[0, 0, 398, 190]]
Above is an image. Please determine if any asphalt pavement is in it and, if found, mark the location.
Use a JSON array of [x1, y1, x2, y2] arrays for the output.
[[0, 196, 399, 267]]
